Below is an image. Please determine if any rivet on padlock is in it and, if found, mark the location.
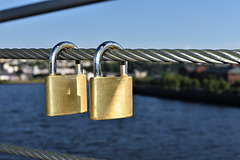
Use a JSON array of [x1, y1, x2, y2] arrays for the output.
[[89, 41, 133, 120], [45, 41, 87, 116]]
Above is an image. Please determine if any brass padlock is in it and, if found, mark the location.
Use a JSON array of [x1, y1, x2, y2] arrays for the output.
[[89, 41, 133, 120], [45, 41, 87, 116]]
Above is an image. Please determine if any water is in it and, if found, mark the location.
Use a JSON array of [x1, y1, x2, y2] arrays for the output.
[[0, 84, 240, 160]]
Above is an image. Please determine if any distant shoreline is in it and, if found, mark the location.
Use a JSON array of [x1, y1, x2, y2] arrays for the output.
[[2, 82, 239, 107], [0, 80, 44, 85], [134, 85, 240, 107]]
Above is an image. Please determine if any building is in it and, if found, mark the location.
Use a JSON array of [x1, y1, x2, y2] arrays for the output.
[[134, 69, 148, 78], [179, 66, 196, 77], [179, 64, 240, 85]]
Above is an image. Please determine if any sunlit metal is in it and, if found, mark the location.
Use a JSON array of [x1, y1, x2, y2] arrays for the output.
[[93, 41, 128, 77], [1, 48, 240, 64], [0, 0, 110, 23], [49, 41, 83, 75]]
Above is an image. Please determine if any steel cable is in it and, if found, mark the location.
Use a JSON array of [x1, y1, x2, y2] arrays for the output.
[[0, 48, 240, 64], [0, 143, 104, 160]]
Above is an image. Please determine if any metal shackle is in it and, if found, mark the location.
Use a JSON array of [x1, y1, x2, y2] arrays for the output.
[[93, 41, 128, 77], [49, 41, 83, 75]]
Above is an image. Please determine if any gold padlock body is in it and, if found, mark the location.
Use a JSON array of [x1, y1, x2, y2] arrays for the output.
[[45, 75, 87, 116], [90, 76, 133, 120]]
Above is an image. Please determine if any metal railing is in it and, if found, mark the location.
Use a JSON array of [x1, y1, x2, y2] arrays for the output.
[[0, 48, 239, 64], [0, 143, 104, 160]]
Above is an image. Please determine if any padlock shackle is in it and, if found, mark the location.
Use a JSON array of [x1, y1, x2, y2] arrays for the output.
[[49, 41, 83, 75], [93, 41, 128, 77]]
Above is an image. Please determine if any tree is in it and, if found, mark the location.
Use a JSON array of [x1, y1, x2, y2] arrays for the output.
[[219, 79, 229, 92]]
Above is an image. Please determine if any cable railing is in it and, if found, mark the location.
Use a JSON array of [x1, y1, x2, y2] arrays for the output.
[[0, 48, 239, 64]]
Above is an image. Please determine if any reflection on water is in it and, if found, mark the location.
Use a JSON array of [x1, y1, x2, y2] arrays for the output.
[[0, 84, 240, 160]]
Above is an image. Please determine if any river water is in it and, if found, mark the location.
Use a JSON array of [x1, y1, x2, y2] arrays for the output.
[[0, 84, 240, 160]]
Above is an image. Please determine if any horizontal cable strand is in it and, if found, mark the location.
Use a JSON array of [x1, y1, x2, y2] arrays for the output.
[[0, 143, 104, 160], [0, 48, 240, 64]]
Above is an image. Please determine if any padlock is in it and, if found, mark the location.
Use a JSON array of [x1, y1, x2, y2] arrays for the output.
[[45, 41, 87, 116], [89, 41, 133, 120]]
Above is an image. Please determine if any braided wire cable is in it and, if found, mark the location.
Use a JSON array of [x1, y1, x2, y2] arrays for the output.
[[0, 143, 104, 160], [1, 48, 240, 64]]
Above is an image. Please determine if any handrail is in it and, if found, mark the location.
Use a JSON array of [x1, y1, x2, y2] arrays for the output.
[[0, 48, 240, 64]]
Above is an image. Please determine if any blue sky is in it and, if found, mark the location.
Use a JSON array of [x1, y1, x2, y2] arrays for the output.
[[0, 0, 240, 49]]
